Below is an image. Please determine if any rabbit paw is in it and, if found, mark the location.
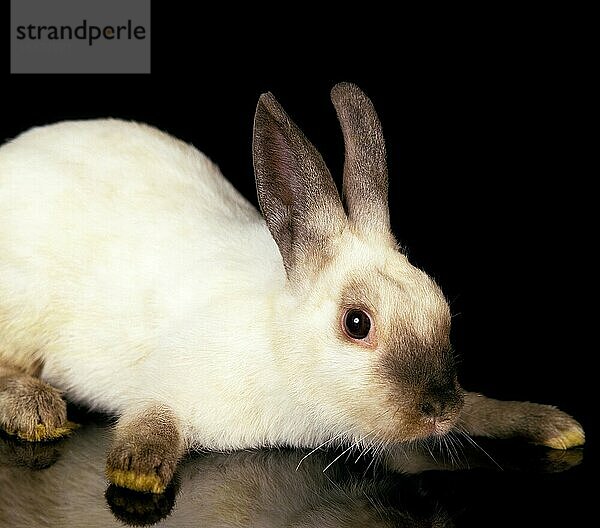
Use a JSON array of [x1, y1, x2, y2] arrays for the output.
[[0, 376, 76, 441], [106, 441, 178, 494], [522, 403, 585, 450], [106, 406, 183, 494]]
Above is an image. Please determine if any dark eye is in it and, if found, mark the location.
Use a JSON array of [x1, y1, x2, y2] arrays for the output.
[[343, 309, 371, 340]]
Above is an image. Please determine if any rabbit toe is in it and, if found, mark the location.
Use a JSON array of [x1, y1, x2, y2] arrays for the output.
[[541, 423, 585, 450], [529, 406, 585, 450], [106, 441, 177, 494]]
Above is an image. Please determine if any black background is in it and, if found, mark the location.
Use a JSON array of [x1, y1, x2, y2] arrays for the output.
[[1, 3, 595, 525]]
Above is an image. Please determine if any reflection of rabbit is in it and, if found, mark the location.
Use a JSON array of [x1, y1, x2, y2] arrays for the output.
[[0, 422, 583, 527], [0, 83, 584, 494], [0, 423, 453, 528]]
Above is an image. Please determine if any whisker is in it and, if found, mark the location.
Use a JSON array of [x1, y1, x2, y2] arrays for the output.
[[324, 447, 358, 475], [360, 428, 389, 466], [447, 431, 466, 468], [446, 433, 460, 467], [295, 430, 348, 471], [455, 425, 503, 470], [441, 435, 452, 466], [423, 437, 438, 464], [364, 436, 387, 476], [354, 445, 368, 465], [323, 431, 377, 474]]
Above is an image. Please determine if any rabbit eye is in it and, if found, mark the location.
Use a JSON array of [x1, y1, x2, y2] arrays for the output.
[[343, 309, 371, 340]]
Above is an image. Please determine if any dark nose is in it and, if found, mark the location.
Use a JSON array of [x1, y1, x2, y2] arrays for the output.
[[420, 399, 445, 419], [419, 383, 462, 419]]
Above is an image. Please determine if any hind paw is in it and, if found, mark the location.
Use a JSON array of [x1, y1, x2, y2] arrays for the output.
[[0, 376, 76, 441]]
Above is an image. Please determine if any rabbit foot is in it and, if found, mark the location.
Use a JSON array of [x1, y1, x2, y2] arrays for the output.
[[0, 375, 76, 441], [461, 393, 585, 451], [539, 423, 585, 450], [107, 468, 166, 495], [106, 441, 178, 494], [525, 404, 585, 450], [106, 406, 183, 494]]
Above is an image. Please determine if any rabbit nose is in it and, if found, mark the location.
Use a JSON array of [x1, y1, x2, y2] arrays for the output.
[[419, 382, 462, 420], [420, 399, 446, 419]]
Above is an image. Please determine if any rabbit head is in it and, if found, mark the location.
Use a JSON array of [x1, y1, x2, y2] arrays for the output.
[[253, 82, 463, 446]]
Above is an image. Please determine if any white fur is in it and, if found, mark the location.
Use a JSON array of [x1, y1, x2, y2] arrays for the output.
[[0, 120, 292, 447], [0, 119, 445, 450]]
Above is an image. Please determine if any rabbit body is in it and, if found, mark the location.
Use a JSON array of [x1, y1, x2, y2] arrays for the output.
[[0, 119, 305, 449], [0, 84, 584, 494]]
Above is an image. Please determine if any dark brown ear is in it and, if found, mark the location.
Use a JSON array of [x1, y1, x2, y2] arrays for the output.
[[331, 82, 390, 233], [253, 92, 346, 275]]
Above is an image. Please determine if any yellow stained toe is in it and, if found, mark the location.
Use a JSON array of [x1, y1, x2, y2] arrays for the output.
[[9, 421, 79, 442], [543, 427, 585, 450], [107, 469, 166, 494]]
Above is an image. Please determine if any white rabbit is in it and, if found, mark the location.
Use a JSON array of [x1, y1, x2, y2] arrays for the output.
[[0, 83, 584, 494]]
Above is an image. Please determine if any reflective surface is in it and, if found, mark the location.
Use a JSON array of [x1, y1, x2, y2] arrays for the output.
[[0, 411, 590, 527]]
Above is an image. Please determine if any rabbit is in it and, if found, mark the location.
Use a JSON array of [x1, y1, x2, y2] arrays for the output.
[[0, 82, 584, 495]]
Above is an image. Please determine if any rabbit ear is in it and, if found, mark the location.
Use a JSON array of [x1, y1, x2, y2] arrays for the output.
[[253, 92, 346, 275], [331, 82, 390, 233]]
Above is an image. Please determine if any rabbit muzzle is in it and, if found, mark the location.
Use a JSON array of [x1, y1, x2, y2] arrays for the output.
[[376, 342, 464, 441]]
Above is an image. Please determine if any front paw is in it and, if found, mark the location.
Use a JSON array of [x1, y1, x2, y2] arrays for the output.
[[106, 441, 178, 494], [0, 376, 77, 441], [520, 403, 584, 450]]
